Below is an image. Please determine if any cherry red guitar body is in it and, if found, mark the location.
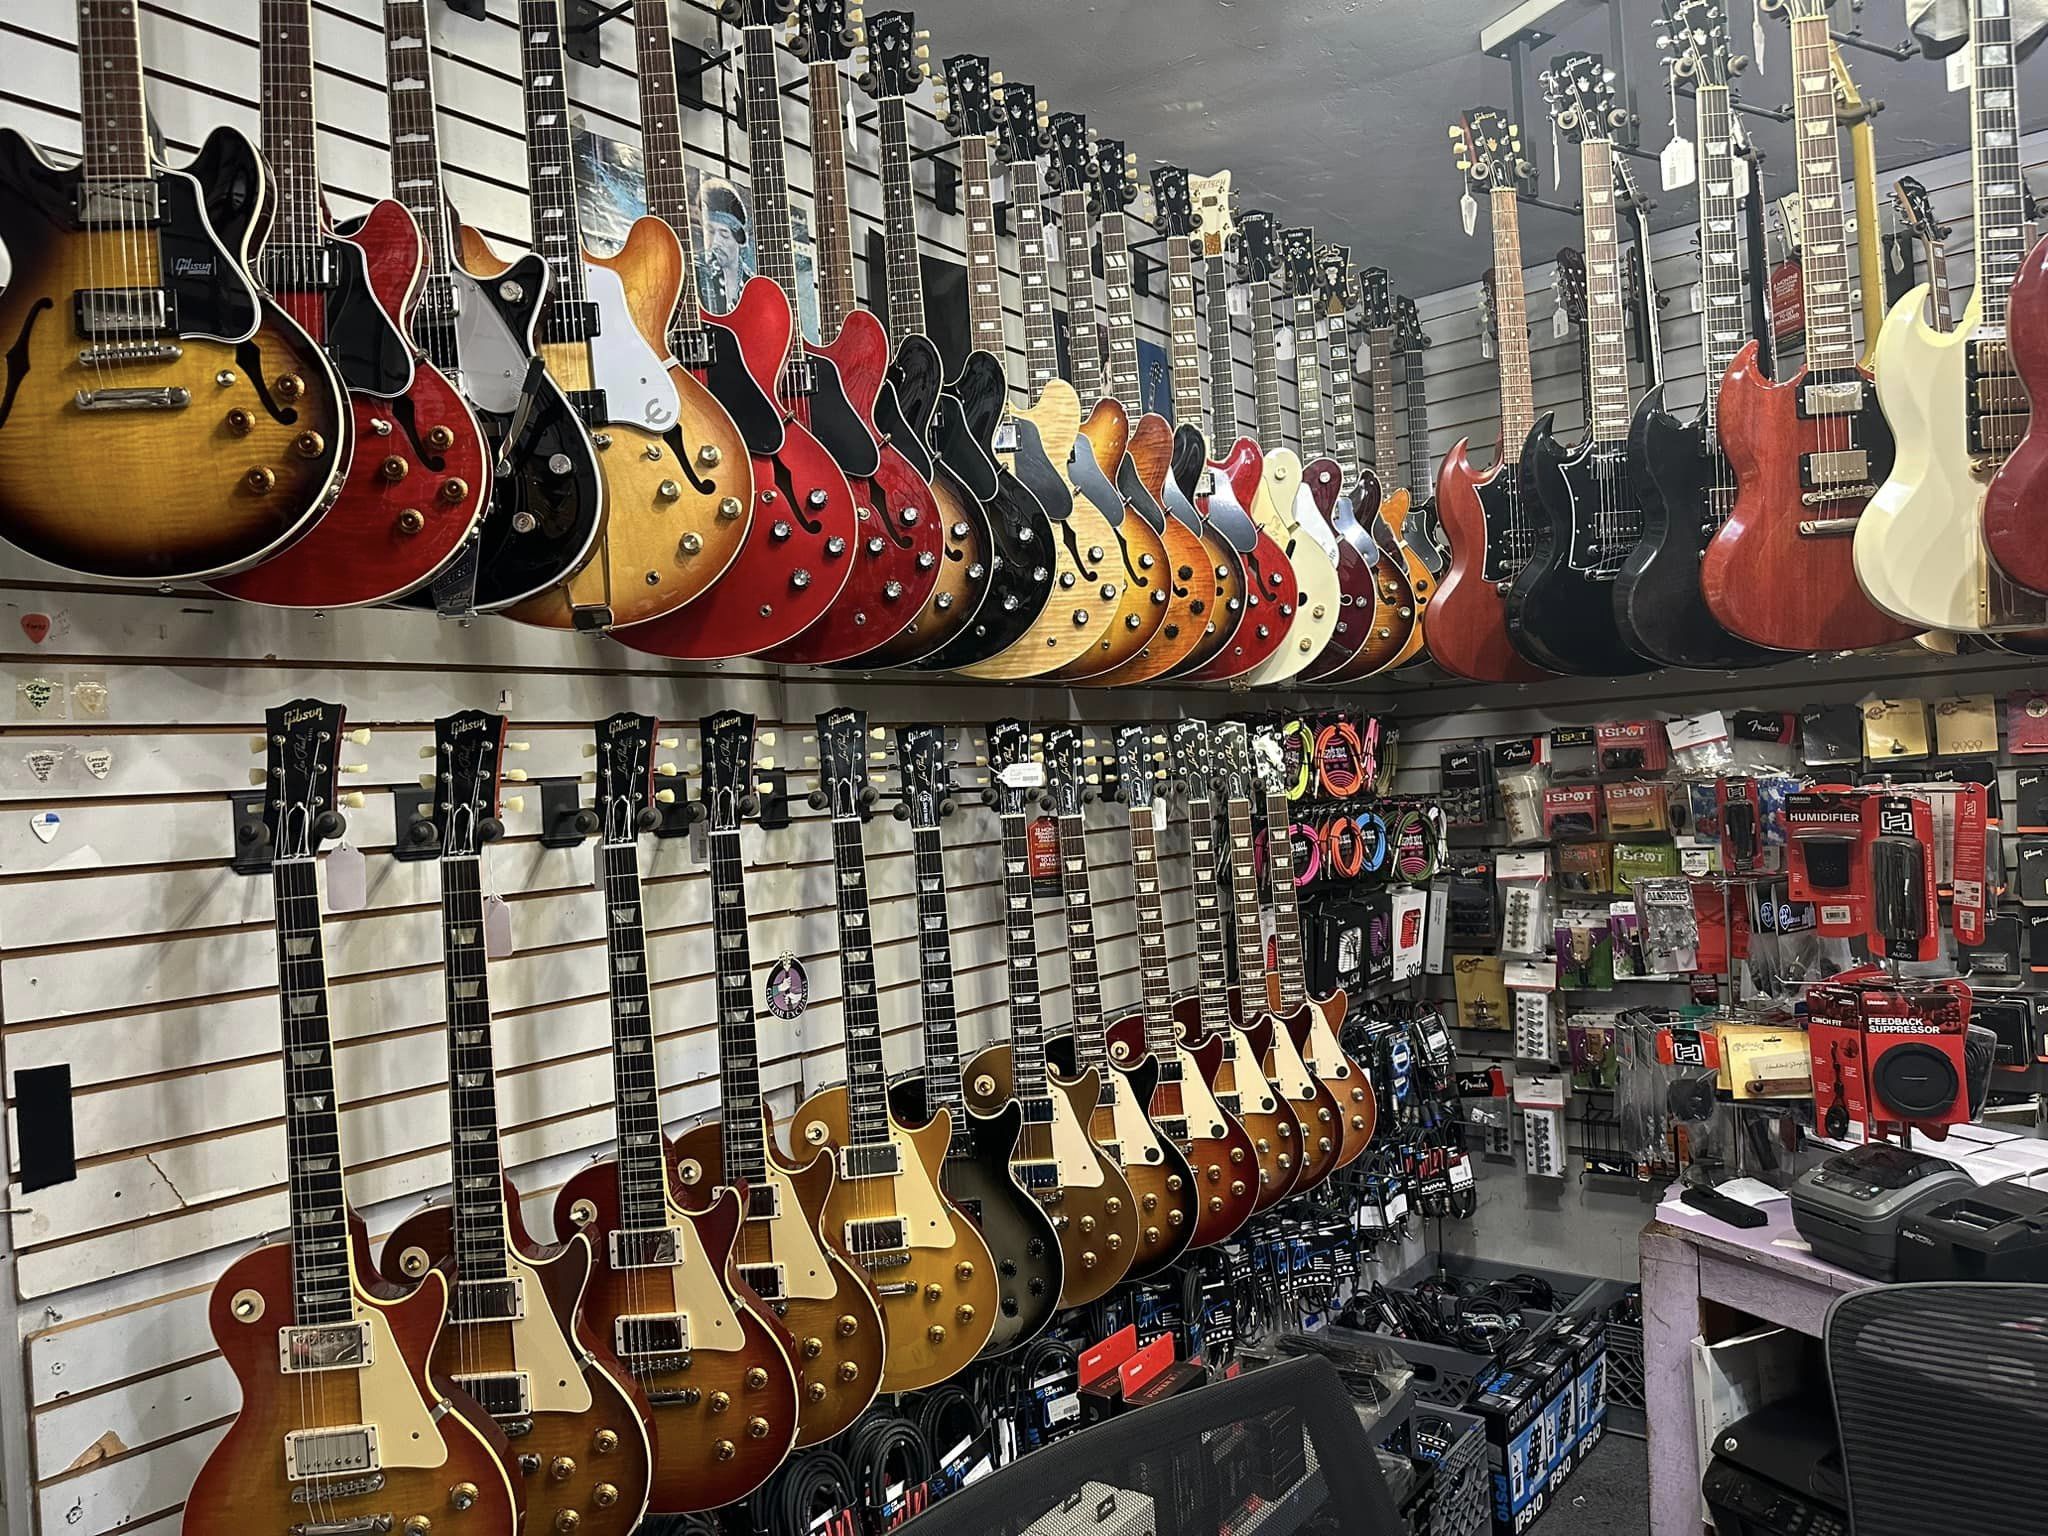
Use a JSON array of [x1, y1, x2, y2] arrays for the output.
[[1296, 455, 1380, 677], [1103, 1014, 1260, 1249], [1427, 438, 1552, 682], [1705, 343, 1915, 652], [1178, 438, 1294, 680], [1986, 234, 2048, 594], [212, 200, 488, 607], [615, 278, 857, 659], [762, 309, 942, 664]]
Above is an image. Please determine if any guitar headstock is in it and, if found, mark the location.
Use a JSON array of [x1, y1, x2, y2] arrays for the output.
[[813, 707, 884, 822], [1250, 719, 1291, 801], [1211, 720, 1255, 805], [788, 0, 858, 63], [893, 725, 955, 831], [1093, 137, 1140, 216], [1047, 111, 1095, 195], [1449, 107, 1533, 195], [423, 710, 510, 857], [255, 698, 353, 861], [1315, 244, 1353, 317], [698, 711, 765, 836], [1043, 722, 1103, 821], [1360, 265, 1396, 332], [1169, 718, 1214, 801], [1152, 165, 1195, 238], [859, 10, 928, 99], [593, 712, 671, 846], [982, 718, 1043, 819], [997, 80, 1050, 164], [941, 53, 1004, 139], [1658, 0, 1732, 89], [1111, 724, 1170, 809], [1555, 247, 1587, 327], [1543, 52, 1620, 145], [1892, 176, 1949, 247], [1280, 227, 1317, 300], [720, 0, 798, 26], [1238, 210, 1278, 284], [1396, 294, 1427, 355], [1763, 0, 1836, 21], [1191, 171, 1236, 259]]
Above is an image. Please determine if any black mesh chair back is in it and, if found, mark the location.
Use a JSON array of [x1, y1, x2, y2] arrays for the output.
[[894, 1356, 1403, 1536], [1827, 1282, 2048, 1536]]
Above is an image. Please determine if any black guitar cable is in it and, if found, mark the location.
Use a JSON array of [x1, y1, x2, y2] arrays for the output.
[[760, 1447, 859, 1536], [844, 1407, 936, 1521], [911, 1383, 982, 1484]]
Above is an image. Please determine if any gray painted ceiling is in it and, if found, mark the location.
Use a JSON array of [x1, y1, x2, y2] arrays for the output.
[[930, 0, 1994, 301]]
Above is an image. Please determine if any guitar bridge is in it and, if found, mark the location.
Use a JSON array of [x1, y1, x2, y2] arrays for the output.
[[289, 1518, 393, 1536], [72, 386, 190, 411], [77, 341, 182, 365], [1796, 517, 1863, 537]]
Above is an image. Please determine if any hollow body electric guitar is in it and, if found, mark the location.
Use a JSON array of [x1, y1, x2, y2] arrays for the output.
[[0, 7, 347, 582], [671, 711, 886, 1443], [212, 0, 488, 609], [793, 707, 998, 1391], [890, 724, 1063, 1350], [381, 710, 653, 1535], [186, 702, 518, 1536], [556, 713, 800, 1514]]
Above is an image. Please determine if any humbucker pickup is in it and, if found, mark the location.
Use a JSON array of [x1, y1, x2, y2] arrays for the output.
[[1217, 1093, 1242, 1116], [614, 1313, 690, 1368], [737, 1262, 786, 1302], [450, 1370, 531, 1419], [74, 180, 160, 226], [284, 1424, 379, 1481], [1018, 1097, 1057, 1126], [1013, 1158, 1061, 1193], [843, 1217, 909, 1264], [742, 1183, 782, 1223], [453, 1275, 525, 1323], [785, 357, 818, 397], [609, 1227, 680, 1270], [670, 329, 715, 371], [279, 1321, 372, 1374], [74, 286, 170, 337], [839, 1143, 902, 1181], [1799, 450, 1870, 489], [1799, 378, 1866, 418], [1154, 1116, 1189, 1142]]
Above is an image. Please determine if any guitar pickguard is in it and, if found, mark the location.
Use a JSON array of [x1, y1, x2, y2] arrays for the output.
[[449, 259, 546, 418], [584, 260, 679, 433]]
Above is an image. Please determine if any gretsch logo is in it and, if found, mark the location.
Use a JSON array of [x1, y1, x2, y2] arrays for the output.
[[173, 255, 214, 278]]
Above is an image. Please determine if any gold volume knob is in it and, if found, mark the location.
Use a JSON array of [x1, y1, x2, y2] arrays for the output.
[[244, 466, 276, 494], [403, 1520, 432, 1536], [1141, 1193, 1159, 1212], [1209, 1196, 1224, 1213], [425, 424, 455, 451], [955, 1305, 975, 1324], [1105, 1198, 1123, 1215], [224, 407, 252, 435], [1231, 1180, 1248, 1197], [924, 1283, 944, 1303], [592, 1429, 619, 1455], [553, 1514, 580, 1533], [1256, 1139, 1271, 1154], [1206, 1166, 1221, 1183], [708, 1391, 730, 1413], [837, 1314, 860, 1337], [1145, 1225, 1161, 1244], [293, 430, 325, 459], [1082, 1252, 1098, 1270], [927, 1325, 947, 1343], [549, 1456, 575, 1481], [1167, 1175, 1184, 1193], [955, 1261, 976, 1281], [699, 444, 724, 468], [745, 1367, 769, 1390], [396, 509, 425, 534], [808, 1382, 828, 1403], [838, 1361, 860, 1382], [275, 372, 304, 399], [380, 455, 410, 482], [439, 477, 469, 504], [718, 495, 744, 520], [1107, 1234, 1123, 1251], [450, 1483, 479, 1511], [714, 1440, 735, 1462], [747, 1416, 770, 1439], [1231, 1147, 1247, 1164], [592, 1484, 619, 1508], [802, 1336, 824, 1359], [1079, 1216, 1096, 1234], [1169, 1209, 1186, 1227]]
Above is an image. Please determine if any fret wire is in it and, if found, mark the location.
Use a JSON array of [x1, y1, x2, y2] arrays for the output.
[[995, 808, 1052, 1104], [1402, 348, 1432, 501], [707, 824, 771, 1188], [960, 136, 1008, 358], [907, 820, 966, 1126], [272, 857, 354, 1326], [630, 0, 704, 333], [1327, 301, 1358, 482], [1126, 804, 1180, 1060], [1251, 279, 1284, 447], [1185, 794, 1235, 1036], [516, 0, 594, 346], [1011, 156, 1060, 393], [438, 854, 512, 1285], [1061, 188, 1106, 401], [1262, 791, 1306, 1012], [1694, 83, 1744, 431], [1970, 0, 2024, 328], [741, 25, 805, 363], [598, 840, 671, 1229], [877, 97, 928, 340], [1490, 187, 1535, 450], [823, 811, 893, 1147], [1101, 211, 1143, 401], [1205, 253, 1238, 441], [1369, 324, 1400, 481], [807, 59, 858, 337], [1790, 15, 1856, 371], [1578, 139, 1630, 444], [1052, 807, 1110, 1075], [383, 0, 459, 369], [79, 0, 151, 181], [1167, 235, 1203, 425], [1294, 292, 1328, 457], [258, 0, 322, 248]]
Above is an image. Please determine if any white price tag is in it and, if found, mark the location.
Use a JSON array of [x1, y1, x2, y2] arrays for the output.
[[484, 891, 514, 958], [1661, 135, 1696, 192], [1461, 189, 1478, 237], [1733, 155, 1751, 199], [1046, 1392, 1080, 1425], [1552, 305, 1571, 341], [999, 760, 1046, 789], [1386, 1190, 1410, 1225], [1948, 46, 1971, 92], [324, 843, 366, 913], [993, 418, 1019, 453], [1227, 284, 1251, 318], [1449, 1156, 1476, 1191]]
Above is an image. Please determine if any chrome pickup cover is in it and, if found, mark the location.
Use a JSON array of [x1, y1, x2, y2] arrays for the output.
[[284, 1424, 379, 1481], [844, 1217, 909, 1266], [614, 1313, 690, 1368], [75, 180, 160, 225], [453, 1275, 525, 1323], [1801, 378, 1865, 416], [279, 1322, 372, 1374], [75, 286, 168, 336], [609, 1227, 679, 1270], [1803, 450, 1870, 485]]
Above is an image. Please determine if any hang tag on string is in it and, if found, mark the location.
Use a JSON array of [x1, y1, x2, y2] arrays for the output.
[[1551, 117, 1562, 190], [1227, 284, 1251, 318], [1691, 281, 1704, 315], [1553, 304, 1571, 341], [325, 842, 366, 913], [1661, 65, 1694, 191], [484, 892, 514, 958], [1753, 0, 1767, 74], [1732, 155, 1750, 200], [1461, 189, 1478, 237]]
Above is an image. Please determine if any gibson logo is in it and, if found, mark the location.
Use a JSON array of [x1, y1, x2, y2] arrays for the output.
[[172, 255, 214, 278], [283, 706, 326, 729], [609, 715, 639, 736]]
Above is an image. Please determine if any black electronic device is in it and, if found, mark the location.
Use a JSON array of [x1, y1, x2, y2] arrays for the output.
[[1896, 1181, 2048, 1283], [1789, 1142, 1974, 1280], [1680, 1184, 1768, 1230], [1701, 1396, 1848, 1536]]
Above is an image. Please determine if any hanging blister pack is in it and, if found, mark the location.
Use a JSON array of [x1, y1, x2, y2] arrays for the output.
[[1636, 877, 1701, 973]]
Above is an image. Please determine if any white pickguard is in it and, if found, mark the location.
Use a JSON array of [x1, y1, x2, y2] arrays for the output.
[[583, 260, 680, 434], [1857, 284, 2048, 633], [1174, 1048, 1233, 1140], [1104, 1079, 1169, 1167], [449, 266, 538, 417], [657, 1205, 745, 1352], [348, 1289, 449, 1467], [1047, 1090, 1109, 1189], [1226, 1028, 1283, 1114], [500, 1246, 594, 1414], [1242, 450, 1343, 684], [1264, 1021, 1317, 1099], [754, 1169, 838, 1303]]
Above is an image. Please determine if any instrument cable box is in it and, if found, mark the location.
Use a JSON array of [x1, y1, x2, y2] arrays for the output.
[[1788, 1142, 1973, 1280], [1897, 1180, 2048, 1283]]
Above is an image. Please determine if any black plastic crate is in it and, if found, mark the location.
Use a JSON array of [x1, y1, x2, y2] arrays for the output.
[[1393, 1253, 1609, 1315], [1388, 1404, 1488, 1536], [1341, 1308, 1554, 1408]]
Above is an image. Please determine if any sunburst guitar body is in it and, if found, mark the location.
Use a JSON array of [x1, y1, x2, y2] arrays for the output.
[[552, 1175, 799, 1512], [1049, 397, 1173, 679], [1231, 994, 1343, 1192], [379, 1186, 653, 1534], [1174, 1002, 1303, 1211], [0, 126, 347, 581], [789, 1087, 999, 1390], [1269, 978, 1376, 1167], [1065, 1039, 1201, 1277], [186, 1220, 519, 1536], [1104, 1015, 1259, 1247], [1324, 477, 1422, 681], [211, 199, 488, 606], [1174, 438, 1297, 680], [668, 1113, 886, 1445]]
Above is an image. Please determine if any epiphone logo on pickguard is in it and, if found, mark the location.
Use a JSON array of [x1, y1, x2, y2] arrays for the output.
[[172, 255, 215, 278]]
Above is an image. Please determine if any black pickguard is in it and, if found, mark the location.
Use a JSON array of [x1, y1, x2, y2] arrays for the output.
[[148, 131, 264, 342], [313, 235, 413, 396], [1615, 389, 1778, 671], [1504, 416, 1655, 676], [917, 466, 1058, 671], [805, 351, 882, 478], [701, 316, 785, 456], [932, 351, 1003, 503], [872, 372, 933, 484], [887, 334, 943, 444], [1403, 496, 1450, 578]]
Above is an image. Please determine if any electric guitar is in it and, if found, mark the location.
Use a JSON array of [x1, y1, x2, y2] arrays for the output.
[[1506, 53, 1655, 676], [555, 715, 800, 1514], [1397, 293, 1452, 584], [792, 707, 998, 1390], [669, 711, 885, 1444], [1174, 173, 1300, 681], [1706, 1, 1915, 651], [962, 722, 1140, 1303], [762, 0, 946, 664], [1252, 720, 1377, 1167], [951, 85, 1127, 679], [849, 12, 999, 667], [1860, 0, 2048, 633], [914, 53, 1062, 672], [885, 724, 1064, 1354], [185, 703, 518, 1536], [487, 0, 749, 633], [1046, 726, 1200, 1278], [0, 4, 346, 582], [380, 712, 653, 1535], [1238, 221, 1345, 684], [1105, 733, 1260, 1250], [1167, 721, 1304, 1213], [1211, 721, 1341, 1195], [1614, 0, 1780, 670], [1986, 216, 2048, 600], [614, 0, 859, 659], [1894, 178, 1956, 333], [1041, 113, 1176, 681], [380, 0, 603, 619], [1430, 111, 1553, 682], [211, 0, 488, 609]]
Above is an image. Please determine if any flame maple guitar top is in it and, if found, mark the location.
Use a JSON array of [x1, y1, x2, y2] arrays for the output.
[[1103, 1015, 1259, 1249], [1052, 398, 1172, 678], [1174, 1001, 1302, 1212], [1266, 977, 1376, 1167]]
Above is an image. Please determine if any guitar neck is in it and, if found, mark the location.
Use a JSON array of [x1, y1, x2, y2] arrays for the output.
[[438, 854, 513, 1292], [1186, 795, 1235, 1037], [1969, 0, 2026, 331], [1101, 211, 1143, 405], [1166, 235, 1205, 430], [707, 823, 771, 1191], [907, 820, 967, 1133], [1053, 806, 1110, 1079], [77, 0, 150, 181], [740, 24, 805, 361], [1125, 804, 1180, 1063], [516, 0, 594, 341], [995, 810, 1052, 1106], [825, 811, 894, 1147], [1060, 188, 1107, 401], [383, 0, 460, 370], [270, 859, 354, 1328], [631, 0, 705, 343], [1326, 305, 1358, 481], [807, 58, 861, 339], [1262, 789, 1307, 1013], [960, 136, 1008, 363], [1403, 346, 1432, 500], [877, 96, 928, 342], [1250, 280, 1284, 447], [1293, 289, 1327, 455], [1012, 158, 1060, 397], [1488, 186, 1535, 454], [599, 840, 671, 1230], [1578, 138, 1631, 444], [1222, 795, 1266, 996], [257, 0, 324, 251], [1787, 15, 1857, 373], [1694, 83, 1744, 432], [1369, 329, 1400, 483], [1205, 253, 1239, 442]]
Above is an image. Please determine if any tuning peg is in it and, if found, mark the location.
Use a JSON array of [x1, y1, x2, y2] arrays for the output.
[[339, 791, 366, 809], [501, 798, 523, 817], [249, 768, 270, 786], [420, 745, 441, 760], [759, 755, 776, 771], [419, 773, 439, 790], [655, 788, 676, 805], [658, 736, 679, 749], [582, 742, 599, 758], [346, 727, 373, 746], [915, 42, 930, 60], [505, 740, 530, 752], [990, 69, 1005, 86], [248, 734, 269, 753], [340, 762, 368, 775], [658, 763, 679, 778], [580, 771, 597, 783], [504, 768, 528, 782]]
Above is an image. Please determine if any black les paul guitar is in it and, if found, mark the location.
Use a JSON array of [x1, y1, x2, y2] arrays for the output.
[[1506, 53, 1654, 677]]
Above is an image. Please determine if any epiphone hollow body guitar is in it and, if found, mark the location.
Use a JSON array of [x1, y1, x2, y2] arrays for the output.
[[888, 723, 1063, 1352], [1705, 5, 1915, 652], [1506, 54, 1654, 677], [212, 0, 489, 610], [670, 710, 886, 1443], [186, 702, 518, 1536], [380, 710, 653, 1535], [792, 707, 998, 1391], [0, 6, 347, 583], [611, 0, 857, 659], [555, 713, 800, 1514], [1429, 111, 1553, 683]]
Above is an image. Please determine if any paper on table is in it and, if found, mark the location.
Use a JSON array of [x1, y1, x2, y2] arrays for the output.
[[1713, 1177, 1791, 1208]]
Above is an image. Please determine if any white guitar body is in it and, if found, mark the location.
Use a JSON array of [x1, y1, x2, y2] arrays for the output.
[[1241, 450, 1343, 683], [583, 259, 681, 434], [1856, 284, 2048, 633]]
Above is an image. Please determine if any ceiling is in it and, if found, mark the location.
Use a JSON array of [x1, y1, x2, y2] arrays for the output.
[[936, 0, 1992, 299]]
